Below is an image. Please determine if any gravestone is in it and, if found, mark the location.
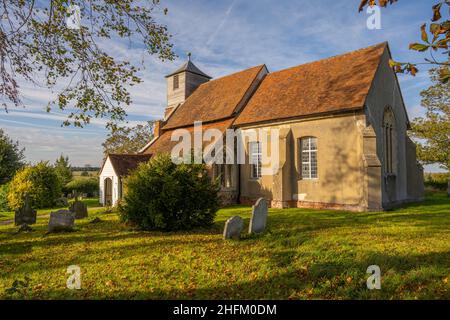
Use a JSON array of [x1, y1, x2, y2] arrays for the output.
[[223, 216, 244, 240], [14, 195, 37, 226], [48, 210, 75, 233], [69, 201, 88, 219], [248, 198, 268, 234], [447, 182, 450, 197]]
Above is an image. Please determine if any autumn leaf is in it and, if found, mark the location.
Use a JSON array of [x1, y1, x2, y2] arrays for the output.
[[432, 3, 442, 22], [439, 67, 450, 83], [359, 0, 397, 11], [421, 24, 429, 43], [358, 0, 369, 12], [435, 39, 449, 49], [409, 65, 419, 76], [430, 23, 441, 35], [389, 59, 400, 67]]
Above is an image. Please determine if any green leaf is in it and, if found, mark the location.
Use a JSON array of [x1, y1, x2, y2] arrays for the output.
[[409, 43, 430, 52]]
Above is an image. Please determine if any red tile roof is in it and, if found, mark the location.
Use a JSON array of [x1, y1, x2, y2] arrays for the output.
[[107, 154, 152, 177], [163, 65, 266, 130], [234, 42, 387, 126], [142, 119, 234, 155]]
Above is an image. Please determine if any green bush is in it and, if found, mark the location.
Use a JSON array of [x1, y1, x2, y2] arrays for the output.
[[0, 183, 11, 211], [7, 162, 62, 210], [424, 173, 449, 191], [65, 178, 98, 197], [119, 154, 220, 231]]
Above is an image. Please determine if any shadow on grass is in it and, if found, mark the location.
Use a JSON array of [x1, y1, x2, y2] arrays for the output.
[[16, 249, 448, 300]]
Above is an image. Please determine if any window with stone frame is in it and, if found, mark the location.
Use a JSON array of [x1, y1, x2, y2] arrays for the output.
[[300, 137, 318, 179], [249, 141, 262, 179]]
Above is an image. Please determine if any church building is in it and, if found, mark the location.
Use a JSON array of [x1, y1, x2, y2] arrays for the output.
[[99, 42, 424, 211]]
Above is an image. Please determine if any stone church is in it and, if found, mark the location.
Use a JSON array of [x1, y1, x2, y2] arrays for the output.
[[99, 42, 424, 211]]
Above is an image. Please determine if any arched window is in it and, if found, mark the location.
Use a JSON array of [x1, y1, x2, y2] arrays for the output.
[[383, 108, 396, 174], [300, 137, 318, 179]]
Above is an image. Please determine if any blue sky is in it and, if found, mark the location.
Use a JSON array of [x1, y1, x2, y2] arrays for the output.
[[0, 0, 442, 171]]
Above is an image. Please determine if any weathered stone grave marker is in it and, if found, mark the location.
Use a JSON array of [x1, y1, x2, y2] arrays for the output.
[[14, 194, 37, 226], [248, 198, 268, 234], [48, 210, 75, 233], [223, 216, 244, 240], [69, 199, 88, 219]]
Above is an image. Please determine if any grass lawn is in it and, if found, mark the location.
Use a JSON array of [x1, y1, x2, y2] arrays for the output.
[[0, 198, 102, 222], [0, 192, 448, 300]]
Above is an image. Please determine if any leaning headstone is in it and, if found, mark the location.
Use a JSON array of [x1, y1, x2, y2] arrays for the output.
[[14, 195, 37, 226], [248, 198, 268, 234], [223, 216, 244, 240], [69, 201, 88, 219], [48, 210, 75, 233]]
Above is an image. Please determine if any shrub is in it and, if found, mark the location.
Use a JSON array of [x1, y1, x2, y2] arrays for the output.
[[119, 154, 219, 231], [65, 178, 98, 197], [7, 162, 62, 210], [424, 173, 449, 191], [0, 183, 11, 211]]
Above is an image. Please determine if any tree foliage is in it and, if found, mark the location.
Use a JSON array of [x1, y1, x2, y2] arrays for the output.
[[7, 162, 62, 210], [0, 183, 10, 211], [64, 177, 98, 197], [0, 129, 25, 184], [411, 67, 450, 171], [0, 0, 174, 129], [359, 0, 450, 83], [119, 153, 220, 231], [102, 121, 154, 155], [54, 154, 73, 186]]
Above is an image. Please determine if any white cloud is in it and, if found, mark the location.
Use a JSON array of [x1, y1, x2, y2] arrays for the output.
[[1, 0, 439, 168]]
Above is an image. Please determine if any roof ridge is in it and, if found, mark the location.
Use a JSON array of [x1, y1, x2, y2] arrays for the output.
[[166, 60, 212, 79], [234, 42, 388, 127], [268, 42, 387, 76], [108, 153, 151, 157], [203, 64, 265, 84]]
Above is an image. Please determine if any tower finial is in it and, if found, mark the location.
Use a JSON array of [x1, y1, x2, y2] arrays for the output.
[[187, 52, 192, 61]]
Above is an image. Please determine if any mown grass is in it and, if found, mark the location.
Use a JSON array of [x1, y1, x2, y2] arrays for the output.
[[0, 192, 448, 300], [0, 198, 101, 222]]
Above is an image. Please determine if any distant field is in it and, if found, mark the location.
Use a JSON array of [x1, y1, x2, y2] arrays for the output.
[[71, 171, 99, 179]]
